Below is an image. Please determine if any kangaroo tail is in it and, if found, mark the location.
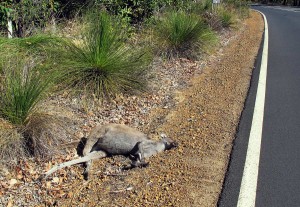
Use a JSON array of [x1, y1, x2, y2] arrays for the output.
[[42, 151, 107, 179]]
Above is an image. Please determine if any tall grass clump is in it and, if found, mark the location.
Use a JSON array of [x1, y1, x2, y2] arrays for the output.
[[153, 10, 217, 58], [0, 59, 54, 125], [54, 11, 153, 100], [0, 57, 68, 160]]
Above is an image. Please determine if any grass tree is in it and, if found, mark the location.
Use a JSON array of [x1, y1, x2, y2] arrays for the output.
[[153, 10, 217, 58], [0, 53, 67, 161], [0, 59, 53, 125], [53, 12, 153, 100]]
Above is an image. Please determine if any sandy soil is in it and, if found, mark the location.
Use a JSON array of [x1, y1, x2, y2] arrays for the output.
[[0, 11, 264, 207]]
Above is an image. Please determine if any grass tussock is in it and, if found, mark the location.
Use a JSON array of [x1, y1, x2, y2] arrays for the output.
[[153, 10, 217, 58], [0, 58, 55, 125], [190, 0, 213, 14], [0, 114, 71, 163], [52, 12, 153, 100], [0, 56, 69, 162]]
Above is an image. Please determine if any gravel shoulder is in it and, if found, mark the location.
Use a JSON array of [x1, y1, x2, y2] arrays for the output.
[[0, 11, 264, 207]]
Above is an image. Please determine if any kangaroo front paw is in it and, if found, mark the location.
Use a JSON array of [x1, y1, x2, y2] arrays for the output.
[[131, 160, 149, 168], [83, 172, 89, 180]]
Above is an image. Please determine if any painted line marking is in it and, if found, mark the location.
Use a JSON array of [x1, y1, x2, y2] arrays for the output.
[[237, 11, 269, 207]]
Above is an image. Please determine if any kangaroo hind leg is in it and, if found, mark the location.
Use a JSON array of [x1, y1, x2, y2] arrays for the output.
[[83, 150, 107, 180]]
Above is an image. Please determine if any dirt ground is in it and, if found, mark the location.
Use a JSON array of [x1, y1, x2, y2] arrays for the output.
[[0, 11, 264, 207]]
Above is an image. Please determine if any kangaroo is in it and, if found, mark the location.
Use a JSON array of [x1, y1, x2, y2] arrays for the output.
[[42, 124, 177, 180]]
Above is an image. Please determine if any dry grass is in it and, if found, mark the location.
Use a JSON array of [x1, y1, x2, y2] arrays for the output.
[[23, 113, 72, 159], [0, 113, 72, 165], [0, 120, 25, 164]]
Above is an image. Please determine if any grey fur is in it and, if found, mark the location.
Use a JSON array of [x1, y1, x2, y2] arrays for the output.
[[42, 124, 177, 180]]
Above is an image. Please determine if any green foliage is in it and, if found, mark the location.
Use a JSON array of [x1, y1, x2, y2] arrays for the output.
[[54, 0, 90, 18], [0, 58, 55, 125], [0, 0, 58, 37], [52, 12, 152, 99], [153, 10, 217, 58], [0, 35, 60, 126], [94, 0, 196, 25], [0, 36, 69, 160], [98, 0, 151, 24], [0, 2, 12, 35]]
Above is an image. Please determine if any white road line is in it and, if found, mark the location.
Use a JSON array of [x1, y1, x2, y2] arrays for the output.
[[237, 11, 269, 207]]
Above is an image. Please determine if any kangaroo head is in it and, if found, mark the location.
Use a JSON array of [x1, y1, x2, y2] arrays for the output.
[[160, 133, 178, 150]]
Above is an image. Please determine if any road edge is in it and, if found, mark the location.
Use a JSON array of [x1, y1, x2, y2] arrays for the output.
[[237, 10, 269, 207]]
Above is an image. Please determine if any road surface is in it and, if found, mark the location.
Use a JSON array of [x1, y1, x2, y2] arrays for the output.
[[218, 6, 300, 207]]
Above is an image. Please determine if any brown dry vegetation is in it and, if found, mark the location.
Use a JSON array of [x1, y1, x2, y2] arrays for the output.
[[0, 11, 264, 206]]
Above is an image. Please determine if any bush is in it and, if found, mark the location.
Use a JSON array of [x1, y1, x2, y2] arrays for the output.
[[0, 0, 58, 37], [153, 10, 217, 58], [52, 12, 152, 100], [94, 0, 196, 25]]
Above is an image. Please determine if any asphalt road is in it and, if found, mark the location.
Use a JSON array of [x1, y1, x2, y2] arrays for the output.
[[218, 6, 300, 207]]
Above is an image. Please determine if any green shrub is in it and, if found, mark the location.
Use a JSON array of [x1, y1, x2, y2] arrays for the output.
[[94, 0, 196, 24], [51, 12, 152, 100], [0, 0, 58, 37], [153, 10, 217, 58]]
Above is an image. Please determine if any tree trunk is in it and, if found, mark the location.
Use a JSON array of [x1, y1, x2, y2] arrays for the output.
[[7, 12, 13, 38], [14, 0, 24, 37], [16, 20, 24, 37]]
